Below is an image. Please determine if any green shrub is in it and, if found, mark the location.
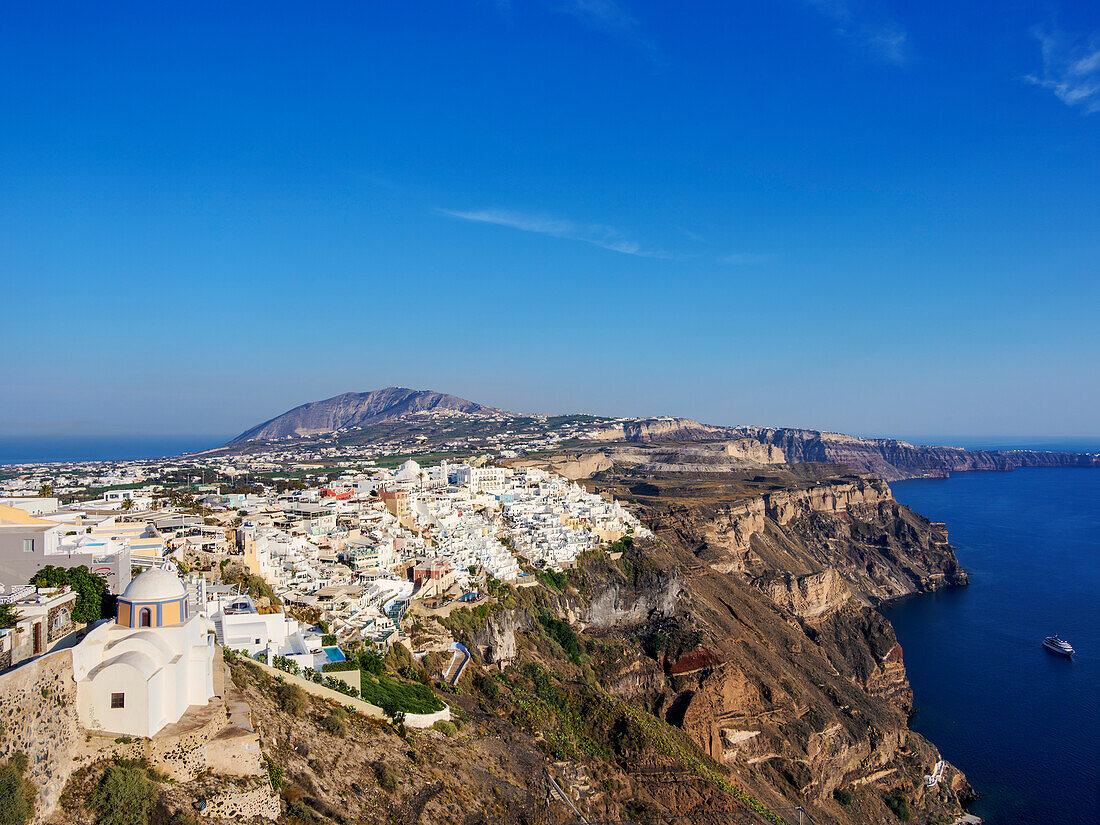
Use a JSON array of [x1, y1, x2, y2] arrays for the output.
[[321, 715, 347, 737], [432, 720, 457, 736], [537, 569, 567, 591], [372, 760, 398, 793], [473, 672, 499, 700], [833, 788, 852, 806], [264, 757, 283, 791], [321, 675, 360, 698], [89, 761, 156, 825], [31, 565, 110, 622], [0, 752, 34, 825], [607, 536, 633, 555], [358, 650, 385, 675], [321, 634, 337, 647], [538, 614, 583, 665], [884, 794, 910, 821], [321, 661, 359, 673], [276, 683, 307, 716], [643, 631, 668, 660], [0, 605, 20, 630]]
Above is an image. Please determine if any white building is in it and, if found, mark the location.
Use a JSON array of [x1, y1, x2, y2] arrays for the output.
[[206, 589, 325, 671], [73, 568, 215, 738], [455, 465, 507, 493]]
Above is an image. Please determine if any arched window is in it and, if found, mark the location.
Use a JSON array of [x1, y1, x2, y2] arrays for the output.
[[139, 608, 152, 627], [51, 608, 71, 633]]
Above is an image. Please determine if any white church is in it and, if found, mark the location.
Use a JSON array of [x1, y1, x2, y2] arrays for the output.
[[73, 567, 215, 737]]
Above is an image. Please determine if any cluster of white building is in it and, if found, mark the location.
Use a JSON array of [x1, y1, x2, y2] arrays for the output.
[[394, 461, 645, 578], [207, 459, 646, 648], [0, 453, 647, 663]]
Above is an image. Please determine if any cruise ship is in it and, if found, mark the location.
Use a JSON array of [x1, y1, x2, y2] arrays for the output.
[[1043, 635, 1075, 657]]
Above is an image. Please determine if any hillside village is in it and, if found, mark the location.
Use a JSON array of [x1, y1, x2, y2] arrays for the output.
[[0, 445, 647, 658], [0, 400, 1029, 825]]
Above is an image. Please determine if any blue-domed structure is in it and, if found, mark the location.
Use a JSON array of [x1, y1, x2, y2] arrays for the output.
[[116, 567, 189, 628]]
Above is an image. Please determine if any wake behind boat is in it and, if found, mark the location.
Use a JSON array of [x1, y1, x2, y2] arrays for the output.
[[1043, 635, 1074, 657]]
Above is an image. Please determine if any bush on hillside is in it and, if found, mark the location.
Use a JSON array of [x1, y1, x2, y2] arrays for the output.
[[276, 683, 307, 716], [883, 794, 910, 821], [372, 760, 399, 793], [0, 752, 34, 825], [89, 761, 157, 825], [358, 649, 386, 675], [432, 720, 457, 736], [321, 714, 347, 737], [538, 614, 583, 665]]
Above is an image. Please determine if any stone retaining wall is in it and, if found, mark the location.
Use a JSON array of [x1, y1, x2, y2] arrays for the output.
[[249, 660, 451, 728], [0, 649, 81, 820], [401, 707, 452, 729], [249, 659, 387, 719], [201, 785, 283, 820]]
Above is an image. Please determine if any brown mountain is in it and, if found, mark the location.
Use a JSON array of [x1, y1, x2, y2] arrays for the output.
[[230, 387, 509, 443]]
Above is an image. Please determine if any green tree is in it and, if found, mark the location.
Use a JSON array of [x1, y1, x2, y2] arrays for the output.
[[89, 761, 156, 825], [0, 604, 20, 630], [30, 566, 110, 623], [37, 484, 53, 498], [0, 752, 35, 825]]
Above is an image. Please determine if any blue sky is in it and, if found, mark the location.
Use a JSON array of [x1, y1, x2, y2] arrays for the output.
[[1, 1, 1098, 440]]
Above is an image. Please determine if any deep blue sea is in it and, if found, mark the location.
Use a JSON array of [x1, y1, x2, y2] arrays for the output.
[[885, 468, 1100, 825], [0, 435, 227, 465]]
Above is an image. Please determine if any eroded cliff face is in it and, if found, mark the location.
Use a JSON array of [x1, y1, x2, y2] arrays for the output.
[[566, 467, 973, 824], [468, 608, 534, 664], [732, 426, 1100, 480], [684, 475, 968, 605]]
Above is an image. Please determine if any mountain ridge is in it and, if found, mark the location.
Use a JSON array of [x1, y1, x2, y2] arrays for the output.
[[228, 387, 1100, 479], [229, 387, 509, 443]]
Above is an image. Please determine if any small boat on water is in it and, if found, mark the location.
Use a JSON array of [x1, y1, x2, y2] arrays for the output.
[[1043, 635, 1074, 657]]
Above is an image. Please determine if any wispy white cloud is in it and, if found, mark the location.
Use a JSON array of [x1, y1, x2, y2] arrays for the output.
[[803, 0, 909, 65], [555, 0, 638, 33], [1025, 27, 1100, 114], [718, 253, 776, 265], [440, 208, 665, 257]]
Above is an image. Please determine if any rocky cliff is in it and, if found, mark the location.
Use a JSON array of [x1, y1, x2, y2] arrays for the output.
[[508, 439, 787, 480], [427, 464, 975, 824], [731, 426, 1099, 480], [556, 465, 974, 823], [590, 417, 735, 443]]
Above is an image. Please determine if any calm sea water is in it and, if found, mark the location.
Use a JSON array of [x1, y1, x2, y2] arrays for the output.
[[0, 435, 227, 466], [885, 468, 1100, 825]]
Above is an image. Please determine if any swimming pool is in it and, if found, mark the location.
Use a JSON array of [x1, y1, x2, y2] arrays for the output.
[[323, 646, 345, 663]]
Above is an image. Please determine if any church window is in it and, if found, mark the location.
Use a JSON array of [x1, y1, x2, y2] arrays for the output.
[[111, 693, 125, 709], [139, 608, 152, 627]]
